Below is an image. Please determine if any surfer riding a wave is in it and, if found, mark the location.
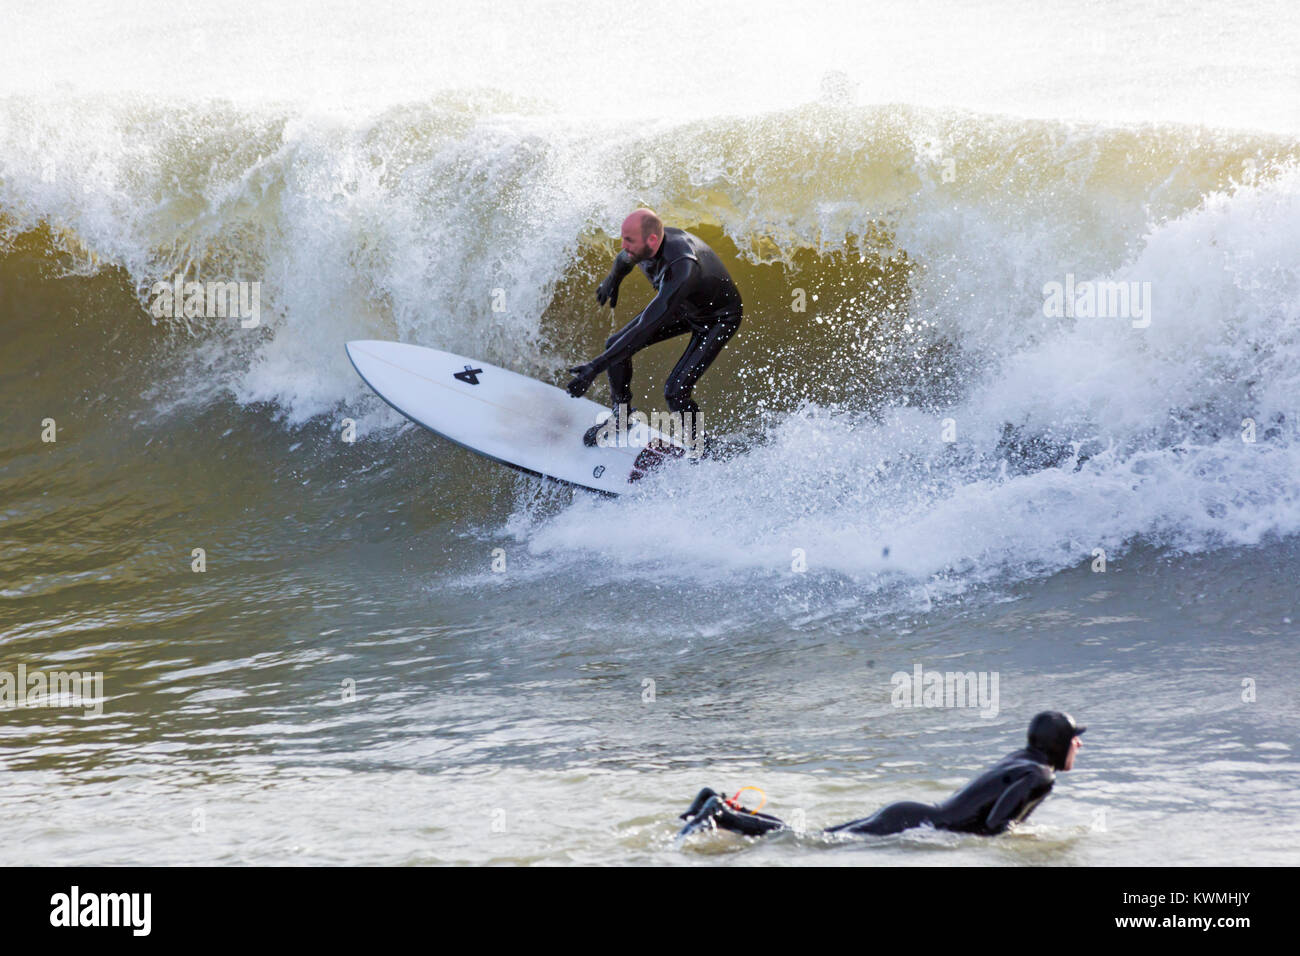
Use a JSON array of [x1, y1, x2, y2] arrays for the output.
[[566, 209, 743, 452]]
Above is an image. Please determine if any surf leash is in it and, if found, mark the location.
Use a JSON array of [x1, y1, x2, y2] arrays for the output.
[[724, 786, 766, 814]]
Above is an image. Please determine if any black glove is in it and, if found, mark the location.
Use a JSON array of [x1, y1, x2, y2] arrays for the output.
[[596, 273, 620, 309], [566, 363, 597, 398]]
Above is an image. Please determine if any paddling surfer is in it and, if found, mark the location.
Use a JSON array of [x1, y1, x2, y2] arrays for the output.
[[677, 711, 1086, 838]]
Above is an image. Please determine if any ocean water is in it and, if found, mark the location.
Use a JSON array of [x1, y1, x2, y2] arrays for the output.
[[2, 0, 1298, 865]]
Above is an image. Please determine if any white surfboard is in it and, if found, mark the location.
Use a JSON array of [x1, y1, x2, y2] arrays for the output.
[[345, 340, 690, 495]]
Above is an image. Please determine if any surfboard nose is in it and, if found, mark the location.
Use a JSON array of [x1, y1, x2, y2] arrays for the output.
[[346, 340, 392, 368]]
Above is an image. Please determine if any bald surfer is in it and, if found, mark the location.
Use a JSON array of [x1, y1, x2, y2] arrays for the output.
[[677, 711, 1086, 838], [566, 210, 743, 449]]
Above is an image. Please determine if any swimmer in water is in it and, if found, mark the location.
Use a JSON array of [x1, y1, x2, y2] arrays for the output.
[[677, 711, 1085, 838]]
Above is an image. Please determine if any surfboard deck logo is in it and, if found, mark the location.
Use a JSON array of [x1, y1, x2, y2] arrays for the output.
[[346, 340, 689, 495]]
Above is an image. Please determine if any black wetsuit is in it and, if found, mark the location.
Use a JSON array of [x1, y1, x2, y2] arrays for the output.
[[586, 228, 743, 419], [679, 747, 1058, 839]]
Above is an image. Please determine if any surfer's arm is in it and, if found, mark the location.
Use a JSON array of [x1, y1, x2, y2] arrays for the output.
[[984, 768, 1053, 833], [596, 252, 637, 308], [587, 258, 699, 375], [609, 250, 637, 282]]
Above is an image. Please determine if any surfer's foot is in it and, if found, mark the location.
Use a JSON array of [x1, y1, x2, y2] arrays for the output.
[[583, 407, 639, 448], [682, 431, 719, 462], [680, 787, 720, 819], [676, 787, 788, 838], [677, 788, 724, 837]]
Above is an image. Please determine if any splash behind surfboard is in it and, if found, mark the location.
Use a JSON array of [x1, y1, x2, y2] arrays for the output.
[[345, 340, 688, 495]]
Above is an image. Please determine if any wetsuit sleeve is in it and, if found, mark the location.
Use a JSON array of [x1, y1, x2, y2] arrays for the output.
[[586, 257, 700, 375], [984, 768, 1053, 834], [607, 251, 636, 283]]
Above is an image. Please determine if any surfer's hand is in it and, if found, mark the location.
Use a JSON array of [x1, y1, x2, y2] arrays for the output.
[[596, 274, 620, 309], [566, 364, 596, 397]]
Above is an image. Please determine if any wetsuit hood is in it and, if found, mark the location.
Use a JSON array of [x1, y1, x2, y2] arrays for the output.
[[1027, 711, 1086, 770]]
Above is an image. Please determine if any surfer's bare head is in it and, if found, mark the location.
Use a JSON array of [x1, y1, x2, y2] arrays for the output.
[[620, 209, 664, 261]]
